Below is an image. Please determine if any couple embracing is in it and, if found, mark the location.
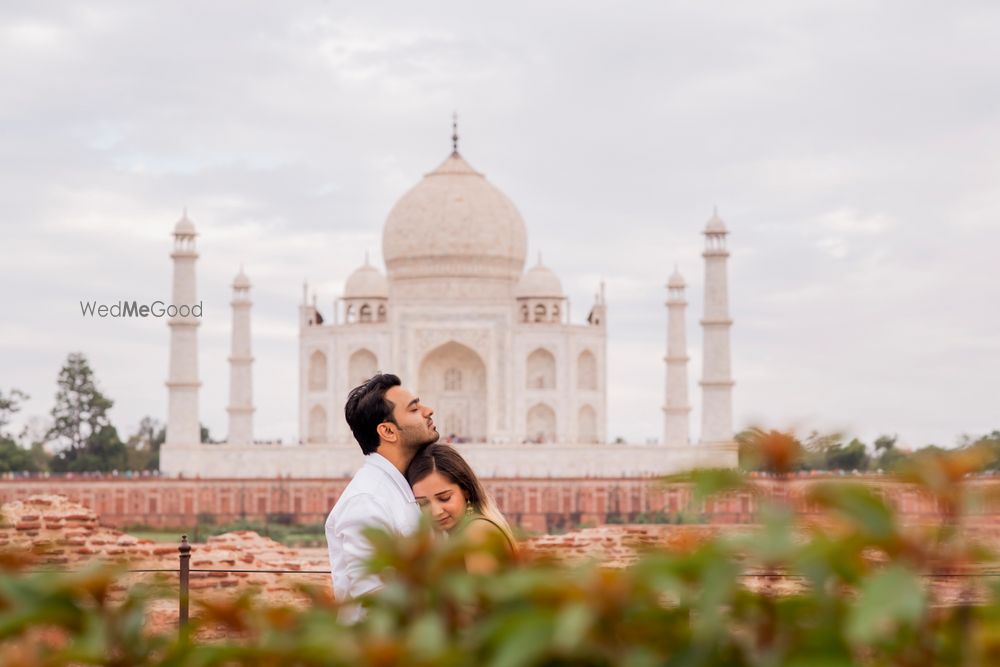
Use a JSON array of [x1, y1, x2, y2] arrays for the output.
[[325, 373, 516, 621]]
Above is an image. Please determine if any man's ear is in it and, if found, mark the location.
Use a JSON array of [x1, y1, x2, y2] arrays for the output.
[[377, 422, 397, 443]]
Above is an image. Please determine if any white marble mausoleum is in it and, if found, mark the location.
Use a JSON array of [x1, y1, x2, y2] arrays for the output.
[[159, 129, 738, 478]]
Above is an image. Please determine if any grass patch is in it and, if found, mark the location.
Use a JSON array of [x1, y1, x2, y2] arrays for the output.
[[123, 521, 327, 546]]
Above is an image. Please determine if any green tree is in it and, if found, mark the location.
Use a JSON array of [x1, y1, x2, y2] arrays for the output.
[[825, 437, 871, 471], [800, 430, 845, 470], [874, 434, 898, 452], [873, 433, 906, 471], [965, 430, 1000, 471], [29, 441, 51, 472], [51, 424, 126, 472], [0, 440, 37, 473], [0, 388, 29, 438], [0, 388, 38, 473], [126, 416, 165, 471], [47, 353, 126, 472], [47, 353, 113, 452]]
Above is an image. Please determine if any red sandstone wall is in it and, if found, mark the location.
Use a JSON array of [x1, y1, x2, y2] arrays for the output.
[[1, 476, 988, 532]]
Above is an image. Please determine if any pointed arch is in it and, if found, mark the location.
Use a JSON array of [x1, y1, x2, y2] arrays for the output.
[[418, 341, 487, 442], [308, 350, 327, 391], [533, 303, 547, 322], [577, 350, 597, 391], [308, 405, 327, 443], [527, 403, 556, 443], [526, 348, 556, 389], [359, 303, 373, 323], [348, 348, 378, 390]]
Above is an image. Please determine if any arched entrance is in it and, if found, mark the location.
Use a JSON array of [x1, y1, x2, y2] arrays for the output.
[[418, 341, 487, 442], [308, 350, 327, 391], [308, 405, 327, 443], [347, 348, 378, 390], [527, 403, 556, 443]]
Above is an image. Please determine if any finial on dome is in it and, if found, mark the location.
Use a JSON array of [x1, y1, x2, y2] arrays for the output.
[[233, 263, 251, 289], [668, 263, 686, 288], [364, 250, 370, 266], [537, 251, 543, 266], [174, 208, 196, 236], [451, 111, 459, 155], [705, 207, 727, 234]]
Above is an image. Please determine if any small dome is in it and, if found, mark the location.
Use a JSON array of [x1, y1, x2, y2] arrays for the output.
[[516, 260, 564, 299], [233, 266, 251, 289], [667, 266, 685, 288], [705, 209, 727, 234], [344, 260, 388, 299], [174, 210, 196, 236]]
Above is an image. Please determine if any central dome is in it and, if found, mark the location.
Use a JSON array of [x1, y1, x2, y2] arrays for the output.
[[382, 152, 528, 297]]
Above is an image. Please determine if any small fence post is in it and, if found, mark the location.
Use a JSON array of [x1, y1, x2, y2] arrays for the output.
[[178, 535, 191, 628]]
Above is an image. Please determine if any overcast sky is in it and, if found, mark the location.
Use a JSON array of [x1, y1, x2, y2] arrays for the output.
[[2, 1, 998, 450]]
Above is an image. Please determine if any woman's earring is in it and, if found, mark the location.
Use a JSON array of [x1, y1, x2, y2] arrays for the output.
[[465, 500, 474, 516]]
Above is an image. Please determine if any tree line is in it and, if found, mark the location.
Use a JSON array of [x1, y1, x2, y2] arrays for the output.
[[0, 352, 211, 474], [737, 426, 1000, 474]]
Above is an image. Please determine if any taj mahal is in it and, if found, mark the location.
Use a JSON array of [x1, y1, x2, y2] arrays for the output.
[[159, 126, 737, 478]]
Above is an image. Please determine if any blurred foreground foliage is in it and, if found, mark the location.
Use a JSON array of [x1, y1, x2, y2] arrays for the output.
[[6, 437, 1000, 665]]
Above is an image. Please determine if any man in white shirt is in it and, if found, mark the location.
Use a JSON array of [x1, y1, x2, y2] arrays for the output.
[[325, 373, 438, 621]]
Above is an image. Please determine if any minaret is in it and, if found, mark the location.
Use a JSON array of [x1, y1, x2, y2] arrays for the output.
[[663, 266, 691, 446], [699, 209, 735, 444], [165, 211, 201, 446], [226, 266, 254, 445]]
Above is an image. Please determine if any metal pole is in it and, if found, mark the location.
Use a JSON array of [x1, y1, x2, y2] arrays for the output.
[[178, 535, 191, 628]]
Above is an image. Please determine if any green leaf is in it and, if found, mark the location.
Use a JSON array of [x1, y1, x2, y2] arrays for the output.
[[552, 602, 595, 652], [664, 468, 748, 506], [486, 612, 554, 667], [405, 612, 448, 659], [745, 503, 797, 564], [807, 482, 897, 542], [846, 565, 926, 645]]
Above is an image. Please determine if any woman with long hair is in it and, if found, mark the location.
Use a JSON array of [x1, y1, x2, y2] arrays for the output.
[[405, 444, 517, 573]]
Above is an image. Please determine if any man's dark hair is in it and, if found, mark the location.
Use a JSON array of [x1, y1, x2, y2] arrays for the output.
[[344, 373, 401, 455]]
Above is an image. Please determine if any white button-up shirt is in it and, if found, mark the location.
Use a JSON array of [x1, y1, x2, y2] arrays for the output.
[[325, 452, 421, 621]]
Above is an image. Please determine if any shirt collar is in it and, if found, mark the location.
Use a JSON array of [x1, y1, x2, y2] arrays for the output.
[[366, 452, 416, 502]]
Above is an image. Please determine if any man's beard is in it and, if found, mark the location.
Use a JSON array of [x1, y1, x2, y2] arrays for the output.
[[399, 423, 439, 450]]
